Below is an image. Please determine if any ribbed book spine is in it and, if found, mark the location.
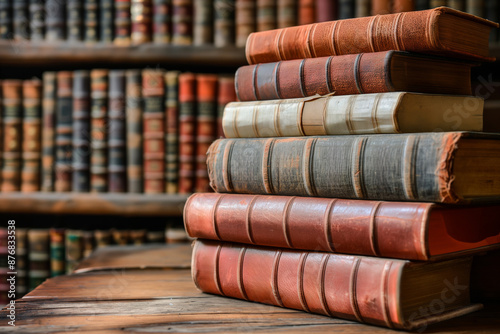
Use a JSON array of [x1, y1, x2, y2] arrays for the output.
[[29, 0, 45, 40], [90, 69, 109, 193], [142, 69, 165, 194], [28, 229, 50, 291], [21, 79, 42, 193], [67, 0, 84, 41], [178, 72, 196, 194], [72, 71, 91, 193], [298, 0, 315, 25], [50, 228, 65, 277], [45, 0, 66, 40], [277, 0, 296, 28], [13, 0, 29, 40], [235, 0, 255, 47], [0, 0, 12, 39], [256, 0, 276, 32], [15, 228, 28, 298], [114, 0, 131, 45], [153, 0, 171, 43], [65, 230, 83, 274], [214, 0, 234, 47], [126, 69, 143, 193], [193, 0, 212, 45], [100, 0, 115, 42], [1, 80, 22, 192], [55, 71, 73, 192], [131, 0, 152, 44], [165, 71, 180, 194], [356, 0, 370, 17], [316, 0, 336, 22], [195, 74, 217, 193], [85, 0, 99, 42], [108, 70, 127, 192], [172, 0, 192, 45], [216, 75, 235, 139], [42, 72, 56, 192]]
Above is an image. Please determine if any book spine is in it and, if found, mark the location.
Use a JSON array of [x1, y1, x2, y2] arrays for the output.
[[193, 0, 213, 45], [72, 70, 91, 193], [0, 229, 8, 304], [55, 71, 73, 193], [0, 80, 2, 187], [146, 230, 165, 243], [45, 0, 66, 41], [50, 228, 66, 277], [178, 72, 196, 194], [371, 0, 391, 15], [316, 0, 336, 22], [192, 239, 408, 328], [131, 0, 153, 44], [207, 133, 461, 203], [94, 229, 113, 247], [485, 0, 497, 43], [82, 231, 95, 258], [112, 229, 130, 245], [130, 229, 147, 245], [256, 0, 276, 32], [0, 0, 12, 39], [65, 230, 83, 274], [21, 79, 42, 193], [392, 0, 415, 12], [114, 0, 131, 45], [165, 71, 180, 193], [415, 0, 429, 10], [101, 0, 115, 42], [85, 0, 100, 42], [67, 0, 84, 41], [42, 72, 56, 192], [235, 0, 255, 47], [29, 0, 45, 40], [108, 70, 127, 193], [338, 0, 354, 19], [165, 226, 189, 243], [355, 0, 370, 17], [429, 0, 447, 7], [153, 0, 171, 43], [448, 0, 465, 11], [216, 75, 235, 139], [195, 74, 217, 193], [13, 0, 29, 40], [1, 80, 22, 192], [172, 0, 193, 45], [126, 69, 143, 193], [142, 69, 165, 194], [214, 0, 235, 47], [16, 228, 28, 297], [277, 0, 296, 28], [298, 0, 315, 25], [90, 69, 109, 193], [28, 229, 50, 291]]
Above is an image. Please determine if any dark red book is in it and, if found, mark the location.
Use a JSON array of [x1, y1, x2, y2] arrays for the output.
[[165, 71, 180, 194], [216, 75, 236, 139], [178, 72, 196, 194]]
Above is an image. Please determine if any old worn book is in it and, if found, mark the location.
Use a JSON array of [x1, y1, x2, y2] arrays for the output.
[[338, 0, 354, 19], [245, 7, 498, 64], [13, 0, 29, 40], [67, 0, 84, 41], [114, 0, 131, 45], [217, 75, 236, 139], [41, 72, 56, 192], [214, 0, 235, 47], [165, 71, 180, 193], [192, 239, 482, 330], [235, 0, 255, 47], [100, 0, 114, 42], [298, 0, 315, 25], [29, 0, 45, 40], [193, 0, 213, 45], [0, 0, 12, 39], [153, 0, 171, 43], [222, 93, 486, 138], [126, 69, 143, 193], [277, 0, 296, 28], [28, 229, 50, 291], [256, 0, 276, 32], [172, 0, 193, 45], [84, 0, 99, 42], [185, 193, 500, 260], [178, 72, 196, 194], [207, 132, 500, 204], [131, 0, 152, 44], [235, 51, 474, 101], [50, 228, 65, 277], [55, 71, 73, 192]]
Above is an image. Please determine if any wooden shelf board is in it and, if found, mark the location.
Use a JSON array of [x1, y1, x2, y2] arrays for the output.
[[0, 192, 190, 216], [0, 40, 247, 66]]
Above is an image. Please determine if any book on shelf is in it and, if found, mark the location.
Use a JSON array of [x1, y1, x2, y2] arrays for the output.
[[165, 71, 180, 194], [216, 75, 236, 139], [100, 0, 114, 42], [131, 0, 152, 44], [28, 229, 50, 291], [235, 0, 255, 47], [214, 0, 235, 47], [126, 69, 143, 193], [114, 0, 132, 45], [172, 0, 193, 45], [16, 228, 28, 298], [29, 0, 45, 41], [65, 230, 83, 274], [338, 0, 355, 19], [153, 0, 171, 43], [0, 0, 12, 39], [298, 0, 315, 25], [256, 0, 276, 32], [42, 72, 56, 192], [13, 0, 29, 40], [84, 0, 100, 42], [316, 0, 336, 22], [55, 71, 73, 192], [67, 0, 84, 41], [277, 0, 296, 28], [178, 72, 196, 194], [50, 228, 66, 277], [193, 0, 213, 45]]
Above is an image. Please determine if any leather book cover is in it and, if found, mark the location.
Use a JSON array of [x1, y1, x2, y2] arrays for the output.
[[195, 74, 218, 193], [42, 72, 57, 192], [55, 71, 73, 192], [109, 70, 127, 193], [256, 0, 276, 32], [214, 0, 235, 47], [100, 0, 115, 42], [194, 0, 213, 45], [185, 193, 500, 260], [216, 75, 236, 139], [67, 0, 84, 41], [178, 72, 196, 194], [316, 0, 336, 22], [114, 0, 131, 45], [192, 239, 482, 330], [393, 0, 415, 12], [298, 0, 315, 25], [235, 0, 255, 47], [13, 0, 29, 40], [245, 7, 499, 64], [1, 80, 22, 192], [29, 0, 45, 40], [371, 0, 391, 15], [126, 69, 143, 193], [72, 71, 91, 193], [142, 69, 165, 194], [338, 0, 354, 19], [0, 0, 12, 39], [153, 0, 171, 43], [172, 0, 193, 45], [27, 229, 50, 291], [466, 0, 483, 17], [131, 0, 153, 44], [84, 0, 99, 42], [165, 71, 180, 194], [356, 0, 370, 17], [50, 228, 66, 277], [90, 69, 109, 193], [207, 132, 500, 204], [21, 79, 42, 193], [277, 0, 296, 29]]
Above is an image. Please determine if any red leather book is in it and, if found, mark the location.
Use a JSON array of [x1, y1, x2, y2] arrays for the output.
[[316, 0, 337, 22], [245, 7, 498, 64], [235, 51, 473, 101], [192, 239, 482, 330], [216, 75, 236, 139], [298, 0, 315, 25], [178, 72, 196, 194], [165, 71, 180, 194], [185, 193, 500, 261], [392, 0, 414, 12]]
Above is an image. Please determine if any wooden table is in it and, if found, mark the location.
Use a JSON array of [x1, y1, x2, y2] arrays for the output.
[[1, 243, 499, 333]]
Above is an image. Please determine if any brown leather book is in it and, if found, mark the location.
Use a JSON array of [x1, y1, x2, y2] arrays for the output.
[[392, 0, 415, 12], [41, 72, 57, 192], [206, 132, 500, 204], [27, 229, 50, 291], [245, 7, 498, 64], [256, 0, 276, 32], [126, 69, 143, 193], [55, 71, 73, 193], [371, 0, 391, 15], [277, 0, 297, 28], [193, 0, 213, 45], [172, 0, 193, 45], [298, 0, 315, 25], [114, 0, 132, 45], [235, 51, 474, 101], [216, 75, 236, 139], [178, 72, 196, 194], [192, 239, 482, 330], [235, 0, 255, 47], [185, 193, 500, 260]]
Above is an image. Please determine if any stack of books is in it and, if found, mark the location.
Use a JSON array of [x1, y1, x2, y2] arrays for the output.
[[184, 7, 500, 330]]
